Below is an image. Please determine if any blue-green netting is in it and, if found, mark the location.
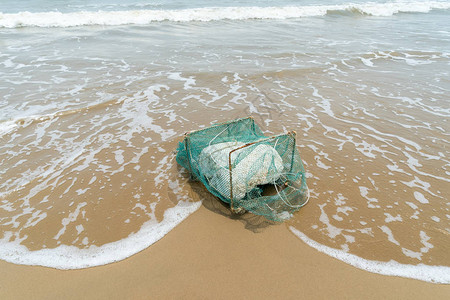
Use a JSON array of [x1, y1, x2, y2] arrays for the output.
[[176, 117, 308, 222]]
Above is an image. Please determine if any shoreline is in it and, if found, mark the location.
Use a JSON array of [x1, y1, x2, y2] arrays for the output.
[[1, 205, 449, 299]]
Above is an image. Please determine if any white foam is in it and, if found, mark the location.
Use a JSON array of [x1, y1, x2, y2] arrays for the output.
[[168, 72, 196, 90], [318, 204, 342, 239], [23, 210, 47, 228], [414, 191, 429, 204], [405, 201, 418, 210], [1, 2, 449, 28], [289, 227, 450, 284], [114, 150, 124, 165], [75, 224, 84, 235], [314, 155, 331, 170], [401, 231, 434, 260], [53, 202, 87, 240], [361, 57, 374, 67], [0, 201, 15, 212], [359, 186, 379, 208], [379, 225, 400, 246], [384, 213, 402, 223], [431, 216, 440, 222], [0, 200, 201, 269]]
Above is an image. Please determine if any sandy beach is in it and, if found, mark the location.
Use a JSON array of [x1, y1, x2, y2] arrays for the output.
[[2, 0, 450, 298], [1, 201, 449, 299]]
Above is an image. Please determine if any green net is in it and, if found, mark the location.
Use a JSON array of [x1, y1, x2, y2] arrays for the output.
[[176, 117, 309, 222]]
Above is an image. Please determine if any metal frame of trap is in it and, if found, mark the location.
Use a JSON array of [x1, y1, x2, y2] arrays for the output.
[[182, 117, 298, 214]]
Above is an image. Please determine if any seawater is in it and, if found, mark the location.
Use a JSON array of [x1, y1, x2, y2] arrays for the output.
[[0, 0, 449, 283]]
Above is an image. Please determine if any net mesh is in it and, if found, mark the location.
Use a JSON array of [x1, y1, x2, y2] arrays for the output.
[[176, 117, 308, 222]]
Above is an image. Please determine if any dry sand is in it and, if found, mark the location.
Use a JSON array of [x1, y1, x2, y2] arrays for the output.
[[1, 198, 449, 300]]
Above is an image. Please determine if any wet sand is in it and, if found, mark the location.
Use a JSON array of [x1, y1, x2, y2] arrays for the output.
[[1, 204, 449, 300], [2, 1, 450, 297]]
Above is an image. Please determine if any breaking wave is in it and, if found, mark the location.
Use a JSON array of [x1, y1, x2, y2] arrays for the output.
[[1, 2, 449, 28]]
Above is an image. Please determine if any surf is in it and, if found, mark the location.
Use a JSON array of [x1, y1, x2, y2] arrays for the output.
[[1, 2, 449, 28]]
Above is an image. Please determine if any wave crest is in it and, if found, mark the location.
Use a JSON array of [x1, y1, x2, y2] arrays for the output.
[[1, 2, 449, 28]]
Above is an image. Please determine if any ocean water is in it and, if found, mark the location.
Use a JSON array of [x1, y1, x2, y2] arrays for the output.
[[1, 0, 449, 283]]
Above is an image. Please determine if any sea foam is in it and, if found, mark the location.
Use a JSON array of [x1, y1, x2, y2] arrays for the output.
[[0, 200, 201, 269], [1, 2, 449, 28], [289, 226, 450, 284]]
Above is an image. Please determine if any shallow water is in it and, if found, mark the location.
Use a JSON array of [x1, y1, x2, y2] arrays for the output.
[[0, 0, 449, 282]]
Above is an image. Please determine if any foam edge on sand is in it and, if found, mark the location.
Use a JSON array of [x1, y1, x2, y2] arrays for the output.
[[289, 226, 450, 284], [0, 200, 201, 269]]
